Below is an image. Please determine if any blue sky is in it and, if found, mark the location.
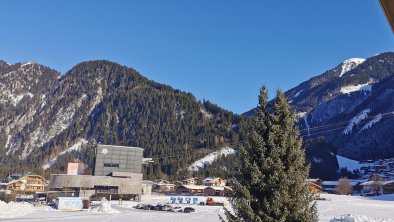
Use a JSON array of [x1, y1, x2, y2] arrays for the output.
[[0, 1, 393, 114]]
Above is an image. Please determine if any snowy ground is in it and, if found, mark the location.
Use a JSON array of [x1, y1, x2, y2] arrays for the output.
[[318, 194, 394, 222], [2, 194, 394, 221]]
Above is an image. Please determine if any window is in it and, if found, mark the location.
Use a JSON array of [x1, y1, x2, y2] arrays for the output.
[[104, 163, 120, 168]]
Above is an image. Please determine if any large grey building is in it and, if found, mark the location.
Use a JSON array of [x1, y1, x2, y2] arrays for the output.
[[49, 145, 144, 200], [94, 145, 143, 176]]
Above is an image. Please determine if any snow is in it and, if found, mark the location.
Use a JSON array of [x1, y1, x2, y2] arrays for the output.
[[188, 147, 236, 171], [343, 109, 371, 135], [296, 111, 307, 119], [339, 58, 366, 77], [330, 214, 387, 222], [313, 157, 323, 163], [7, 93, 34, 106], [360, 114, 382, 131], [24, 94, 88, 158], [337, 155, 374, 172], [89, 200, 119, 214], [3, 194, 394, 221], [340, 82, 372, 95], [20, 61, 35, 67], [200, 107, 213, 119], [318, 194, 394, 222], [0, 201, 53, 219], [294, 90, 303, 98], [42, 138, 88, 170]]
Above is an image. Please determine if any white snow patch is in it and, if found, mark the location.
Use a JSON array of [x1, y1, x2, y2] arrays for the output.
[[296, 112, 307, 119], [340, 82, 372, 95], [318, 194, 394, 222], [0, 201, 54, 219], [20, 61, 35, 67], [360, 114, 382, 131], [89, 200, 119, 214], [337, 155, 374, 172], [330, 214, 387, 222], [89, 87, 103, 113], [200, 108, 213, 119], [7, 93, 34, 106], [24, 94, 87, 158], [188, 147, 235, 171], [42, 138, 88, 170], [313, 157, 323, 163], [294, 90, 303, 98], [339, 58, 366, 77], [343, 109, 371, 135]]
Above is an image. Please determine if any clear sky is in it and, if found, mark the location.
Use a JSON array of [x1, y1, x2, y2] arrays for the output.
[[0, 0, 393, 114]]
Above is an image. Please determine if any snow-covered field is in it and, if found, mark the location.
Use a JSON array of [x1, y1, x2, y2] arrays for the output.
[[1, 194, 394, 221]]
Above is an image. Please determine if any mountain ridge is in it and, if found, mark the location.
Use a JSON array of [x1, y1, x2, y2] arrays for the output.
[[0, 59, 245, 179]]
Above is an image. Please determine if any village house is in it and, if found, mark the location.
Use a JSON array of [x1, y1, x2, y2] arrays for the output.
[[321, 180, 362, 194], [175, 185, 207, 194], [202, 177, 226, 187], [308, 181, 322, 194], [153, 181, 176, 193], [383, 180, 394, 194], [360, 180, 385, 195], [0, 175, 48, 193], [204, 186, 224, 196], [181, 177, 199, 185]]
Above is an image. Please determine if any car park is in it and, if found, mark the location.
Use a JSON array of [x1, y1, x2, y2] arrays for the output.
[[134, 204, 145, 209], [143, 204, 155, 210], [183, 207, 195, 213]]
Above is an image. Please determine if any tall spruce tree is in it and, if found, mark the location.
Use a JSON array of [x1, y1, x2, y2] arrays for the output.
[[222, 87, 317, 222]]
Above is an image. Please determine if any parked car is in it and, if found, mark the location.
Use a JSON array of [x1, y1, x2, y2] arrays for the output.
[[170, 206, 182, 212], [183, 207, 195, 213], [134, 204, 145, 209], [161, 205, 173, 211], [143, 204, 155, 210]]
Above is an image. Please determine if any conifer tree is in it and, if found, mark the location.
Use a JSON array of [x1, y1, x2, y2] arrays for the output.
[[222, 86, 317, 222]]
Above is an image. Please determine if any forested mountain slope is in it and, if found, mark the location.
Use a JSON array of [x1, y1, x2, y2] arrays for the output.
[[0, 60, 245, 179]]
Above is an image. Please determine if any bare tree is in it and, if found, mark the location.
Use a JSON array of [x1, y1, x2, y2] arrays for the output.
[[336, 177, 352, 195], [370, 173, 384, 195], [118, 179, 129, 205], [79, 176, 90, 198], [62, 176, 74, 197]]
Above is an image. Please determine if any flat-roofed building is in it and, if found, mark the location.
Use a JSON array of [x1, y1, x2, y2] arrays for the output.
[[49, 144, 144, 200], [94, 145, 143, 176]]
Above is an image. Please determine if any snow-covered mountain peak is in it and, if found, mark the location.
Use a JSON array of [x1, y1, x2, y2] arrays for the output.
[[339, 58, 366, 77], [20, 61, 37, 67]]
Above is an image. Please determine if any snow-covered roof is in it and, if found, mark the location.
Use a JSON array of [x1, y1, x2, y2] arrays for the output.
[[322, 180, 361, 186], [383, 181, 394, 186], [181, 185, 208, 190], [206, 186, 224, 191], [322, 181, 338, 186], [360, 181, 385, 186], [307, 178, 321, 183]]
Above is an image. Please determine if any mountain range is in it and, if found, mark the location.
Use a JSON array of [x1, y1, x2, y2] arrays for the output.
[[1, 52, 394, 180], [0, 60, 244, 179]]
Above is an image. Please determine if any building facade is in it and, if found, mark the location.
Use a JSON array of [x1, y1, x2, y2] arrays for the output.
[[94, 145, 143, 176], [0, 175, 48, 193], [49, 145, 144, 200]]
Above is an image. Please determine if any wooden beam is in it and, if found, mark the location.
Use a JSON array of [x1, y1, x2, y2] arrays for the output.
[[379, 0, 394, 33]]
